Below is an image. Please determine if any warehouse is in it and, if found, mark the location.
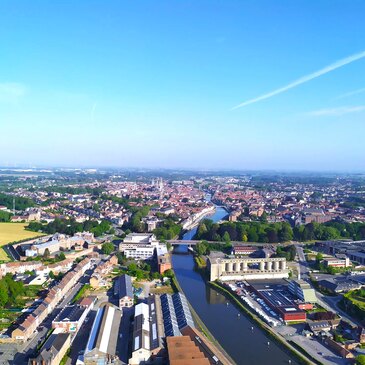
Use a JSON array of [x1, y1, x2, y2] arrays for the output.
[[83, 303, 122, 365], [250, 280, 306, 323], [129, 296, 164, 365]]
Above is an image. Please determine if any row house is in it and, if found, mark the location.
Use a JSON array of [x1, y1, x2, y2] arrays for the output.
[[11, 257, 91, 342]]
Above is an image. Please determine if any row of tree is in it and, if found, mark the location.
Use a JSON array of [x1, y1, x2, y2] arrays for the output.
[[0, 193, 35, 210], [194, 219, 294, 243], [27, 217, 113, 237], [194, 219, 365, 243]]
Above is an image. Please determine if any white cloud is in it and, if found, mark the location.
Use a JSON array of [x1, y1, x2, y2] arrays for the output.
[[333, 87, 365, 100], [307, 105, 365, 117], [0, 82, 27, 103], [232, 50, 365, 110]]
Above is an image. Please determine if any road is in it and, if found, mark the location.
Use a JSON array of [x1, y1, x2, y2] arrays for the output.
[[315, 292, 359, 327], [294, 244, 359, 327], [295, 244, 310, 280]]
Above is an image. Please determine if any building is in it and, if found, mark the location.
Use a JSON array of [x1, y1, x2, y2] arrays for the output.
[[157, 253, 172, 274], [12, 257, 91, 342], [114, 274, 134, 309], [276, 306, 306, 323], [288, 280, 317, 303], [208, 252, 288, 281], [52, 299, 93, 333], [317, 278, 362, 294], [302, 208, 331, 225], [160, 293, 194, 337], [166, 336, 210, 365], [129, 296, 163, 365], [25, 232, 95, 257], [323, 257, 351, 268], [28, 333, 71, 365], [122, 245, 156, 260], [348, 251, 365, 266], [232, 245, 257, 256], [119, 233, 165, 261], [180, 326, 233, 365], [122, 233, 159, 246], [83, 303, 122, 365]]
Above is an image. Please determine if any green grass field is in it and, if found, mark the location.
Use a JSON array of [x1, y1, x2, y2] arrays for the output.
[[0, 223, 45, 261]]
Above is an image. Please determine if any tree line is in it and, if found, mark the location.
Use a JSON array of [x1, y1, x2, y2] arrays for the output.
[[27, 217, 113, 237], [0, 193, 35, 210], [194, 219, 365, 243]]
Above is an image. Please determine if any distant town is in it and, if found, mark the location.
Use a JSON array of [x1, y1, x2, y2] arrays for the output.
[[0, 168, 365, 365]]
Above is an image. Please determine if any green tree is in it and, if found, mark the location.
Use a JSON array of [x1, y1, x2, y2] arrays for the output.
[[43, 248, 50, 259], [194, 241, 208, 256], [356, 355, 365, 365], [222, 231, 231, 243], [101, 242, 115, 255], [279, 223, 294, 242], [0, 281, 8, 307]]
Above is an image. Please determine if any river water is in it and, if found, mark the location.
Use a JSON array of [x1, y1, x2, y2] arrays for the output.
[[172, 206, 299, 365]]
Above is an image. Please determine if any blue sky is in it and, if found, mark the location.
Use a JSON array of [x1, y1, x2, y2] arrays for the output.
[[0, 0, 364, 171]]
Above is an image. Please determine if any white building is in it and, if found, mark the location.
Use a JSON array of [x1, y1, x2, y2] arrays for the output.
[[119, 233, 161, 260]]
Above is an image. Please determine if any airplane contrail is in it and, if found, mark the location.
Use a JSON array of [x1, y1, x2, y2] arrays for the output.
[[333, 87, 365, 100], [231, 50, 365, 110], [91, 103, 97, 121]]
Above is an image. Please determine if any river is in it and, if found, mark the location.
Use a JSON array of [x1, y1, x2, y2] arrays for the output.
[[172, 206, 299, 365]]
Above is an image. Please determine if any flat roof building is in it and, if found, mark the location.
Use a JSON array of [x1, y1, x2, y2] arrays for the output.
[[52, 302, 92, 333], [288, 279, 317, 303]]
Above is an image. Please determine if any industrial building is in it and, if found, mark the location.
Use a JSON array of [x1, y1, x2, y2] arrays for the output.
[[167, 336, 210, 365], [83, 303, 122, 365], [114, 274, 134, 309], [129, 296, 164, 365], [208, 252, 288, 281], [250, 281, 306, 323], [288, 279, 317, 304], [160, 293, 194, 337]]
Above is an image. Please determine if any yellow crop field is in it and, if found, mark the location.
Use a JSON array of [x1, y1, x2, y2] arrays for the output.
[[0, 223, 44, 247]]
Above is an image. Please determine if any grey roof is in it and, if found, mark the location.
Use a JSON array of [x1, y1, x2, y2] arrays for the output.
[[30, 333, 70, 363], [132, 296, 160, 352], [53, 305, 86, 323], [114, 274, 133, 299], [85, 303, 122, 357]]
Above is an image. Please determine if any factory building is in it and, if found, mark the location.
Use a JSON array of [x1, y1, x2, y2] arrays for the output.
[[288, 280, 317, 304], [170, 326, 233, 365], [83, 303, 122, 365], [129, 296, 164, 365], [160, 293, 194, 337]]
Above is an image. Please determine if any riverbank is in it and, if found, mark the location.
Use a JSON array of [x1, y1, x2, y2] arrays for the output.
[[171, 269, 237, 365], [209, 281, 323, 365], [181, 205, 216, 231]]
